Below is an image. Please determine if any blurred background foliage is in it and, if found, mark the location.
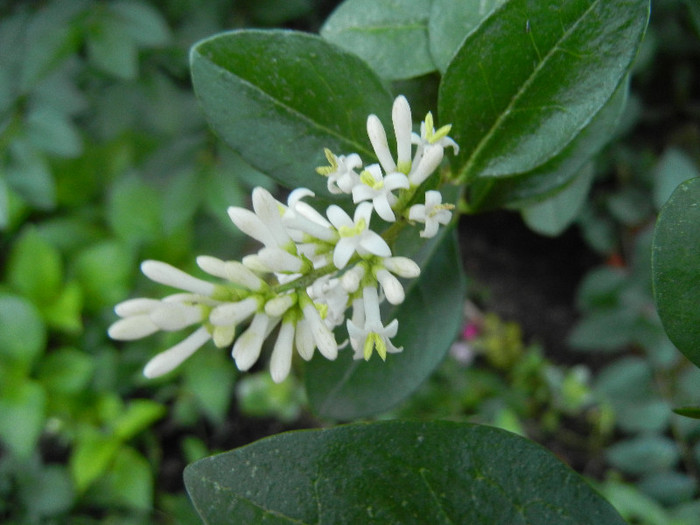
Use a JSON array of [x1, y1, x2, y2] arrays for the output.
[[0, 0, 699, 523]]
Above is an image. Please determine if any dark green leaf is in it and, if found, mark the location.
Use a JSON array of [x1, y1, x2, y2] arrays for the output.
[[439, 0, 650, 181], [521, 163, 594, 237], [185, 421, 625, 525], [6, 140, 55, 209], [321, 0, 435, 80], [428, 0, 506, 73], [466, 78, 628, 210], [190, 30, 393, 194], [36, 346, 94, 394], [74, 240, 134, 311], [306, 228, 465, 420], [674, 406, 700, 420], [652, 177, 700, 368]]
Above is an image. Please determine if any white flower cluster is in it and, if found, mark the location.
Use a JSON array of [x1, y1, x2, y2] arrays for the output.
[[108, 96, 458, 383]]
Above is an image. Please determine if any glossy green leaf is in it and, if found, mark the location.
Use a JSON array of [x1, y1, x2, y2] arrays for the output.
[[305, 228, 465, 420], [0, 380, 47, 458], [652, 177, 700, 367], [521, 163, 594, 237], [190, 30, 393, 194], [185, 421, 625, 525], [466, 77, 628, 210], [439, 0, 650, 181], [428, 0, 506, 73], [674, 406, 700, 420], [321, 0, 435, 80]]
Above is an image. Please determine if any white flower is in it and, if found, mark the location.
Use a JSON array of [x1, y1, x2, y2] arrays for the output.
[[367, 95, 413, 175], [210, 296, 260, 326], [316, 148, 362, 194], [409, 190, 454, 238], [346, 286, 402, 361], [307, 276, 348, 329], [300, 293, 338, 360], [283, 189, 336, 243], [411, 111, 459, 167], [382, 257, 421, 278], [407, 144, 444, 187], [351, 164, 409, 222], [227, 187, 292, 250], [326, 202, 391, 269], [143, 326, 211, 378], [374, 268, 405, 305], [196, 256, 266, 291]]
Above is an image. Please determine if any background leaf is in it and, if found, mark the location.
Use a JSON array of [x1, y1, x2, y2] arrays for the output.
[[439, 0, 650, 181], [428, 0, 506, 73], [652, 177, 700, 368], [521, 163, 594, 237], [321, 0, 435, 80], [185, 420, 625, 525], [190, 29, 393, 195], [305, 227, 466, 420]]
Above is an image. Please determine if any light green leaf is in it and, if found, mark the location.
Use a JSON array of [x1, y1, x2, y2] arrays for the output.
[[652, 148, 699, 210], [41, 281, 83, 333], [652, 177, 700, 368], [0, 293, 47, 371], [112, 399, 166, 441], [185, 421, 625, 524], [73, 240, 134, 311], [439, 0, 650, 180], [321, 0, 435, 80], [36, 347, 94, 394], [306, 228, 466, 419], [638, 472, 697, 507], [107, 174, 162, 246], [6, 227, 63, 306], [521, 163, 594, 236], [428, 0, 506, 73], [190, 30, 393, 194], [87, 446, 154, 511], [70, 427, 121, 492], [183, 349, 237, 425], [0, 380, 47, 458]]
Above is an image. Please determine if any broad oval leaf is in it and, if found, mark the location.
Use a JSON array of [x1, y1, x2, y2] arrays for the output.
[[321, 0, 435, 81], [306, 227, 466, 420], [439, 0, 650, 181], [190, 30, 393, 195], [652, 177, 700, 368], [184, 420, 626, 525]]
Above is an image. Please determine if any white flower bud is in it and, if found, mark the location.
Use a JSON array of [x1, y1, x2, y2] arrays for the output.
[[383, 257, 421, 278], [270, 321, 295, 383], [141, 260, 216, 296], [143, 326, 210, 378], [375, 268, 405, 305]]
